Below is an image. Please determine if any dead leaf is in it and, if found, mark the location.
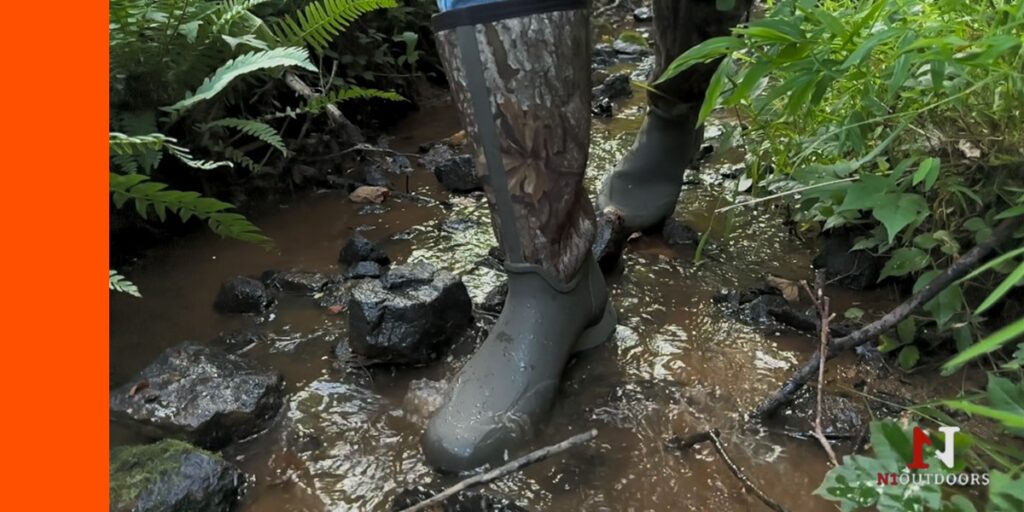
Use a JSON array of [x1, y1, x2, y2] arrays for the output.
[[327, 305, 344, 314], [957, 139, 981, 159], [766, 275, 800, 303], [445, 130, 466, 146], [349, 186, 389, 204], [128, 379, 149, 397]]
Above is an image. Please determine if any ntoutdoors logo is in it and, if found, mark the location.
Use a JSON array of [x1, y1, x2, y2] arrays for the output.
[[876, 426, 990, 487]]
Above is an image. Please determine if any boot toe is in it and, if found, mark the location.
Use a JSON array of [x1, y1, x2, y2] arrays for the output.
[[422, 411, 514, 473]]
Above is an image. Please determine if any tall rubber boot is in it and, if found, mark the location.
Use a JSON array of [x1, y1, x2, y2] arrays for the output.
[[597, 0, 752, 233], [424, 0, 616, 472]]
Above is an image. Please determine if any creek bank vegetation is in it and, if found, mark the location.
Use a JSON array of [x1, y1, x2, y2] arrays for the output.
[[665, 0, 1023, 509]]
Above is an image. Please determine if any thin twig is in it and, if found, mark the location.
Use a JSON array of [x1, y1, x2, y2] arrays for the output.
[[753, 219, 1017, 419], [668, 429, 789, 512], [594, 0, 624, 17], [399, 429, 598, 512], [714, 178, 857, 213], [801, 271, 839, 467], [283, 71, 364, 143]]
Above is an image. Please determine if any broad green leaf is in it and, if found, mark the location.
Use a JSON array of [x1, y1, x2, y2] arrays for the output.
[[879, 247, 930, 280], [873, 193, 930, 242], [989, 471, 1024, 512], [841, 28, 902, 69], [914, 270, 963, 328], [986, 374, 1024, 435], [898, 345, 920, 370], [942, 316, 1024, 374], [942, 401, 1024, 429], [912, 157, 940, 191], [897, 317, 916, 344], [839, 174, 891, 212], [655, 37, 742, 84], [697, 58, 730, 126]]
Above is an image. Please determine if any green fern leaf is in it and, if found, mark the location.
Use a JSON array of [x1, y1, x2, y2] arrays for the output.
[[306, 86, 406, 113], [203, 118, 288, 155], [109, 132, 175, 155], [165, 47, 316, 112], [210, 0, 271, 34], [110, 172, 272, 247], [110, 269, 142, 297], [221, 146, 262, 172], [272, 0, 398, 53]]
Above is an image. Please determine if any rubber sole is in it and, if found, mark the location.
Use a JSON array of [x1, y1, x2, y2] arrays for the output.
[[573, 304, 617, 353]]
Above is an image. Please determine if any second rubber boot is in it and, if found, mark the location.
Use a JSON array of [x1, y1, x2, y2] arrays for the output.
[[597, 0, 752, 233], [424, 0, 616, 472]]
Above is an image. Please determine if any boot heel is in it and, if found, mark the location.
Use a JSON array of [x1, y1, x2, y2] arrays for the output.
[[574, 304, 617, 353]]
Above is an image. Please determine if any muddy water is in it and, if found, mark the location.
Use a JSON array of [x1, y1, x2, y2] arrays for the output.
[[110, 62, 897, 511]]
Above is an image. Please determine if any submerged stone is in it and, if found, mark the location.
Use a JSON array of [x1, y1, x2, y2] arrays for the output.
[[402, 378, 448, 421], [344, 261, 385, 280], [592, 72, 633, 103], [348, 262, 472, 364], [110, 342, 285, 449], [339, 232, 391, 267], [110, 439, 243, 512], [262, 270, 336, 295], [662, 218, 700, 246], [424, 145, 481, 193], [813, 230, 883, 290], [214, 276, 274, 314]]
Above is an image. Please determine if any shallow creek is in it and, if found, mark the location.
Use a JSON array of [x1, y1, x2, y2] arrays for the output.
[[111, 56, 906, 511]]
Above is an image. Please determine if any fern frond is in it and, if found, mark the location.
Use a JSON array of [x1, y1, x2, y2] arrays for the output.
[[203, 118, 288, 155], [110, 172, 272, 246], [209, 0, 271, 34], [110, 132, 175, 155], [110, 269, 142, 297], [306, 86, 406, 113], [165, 47, 317, 112], [221, 146, 262, 172], [110, 132, 233, 171], [272, 0, 398, 53]]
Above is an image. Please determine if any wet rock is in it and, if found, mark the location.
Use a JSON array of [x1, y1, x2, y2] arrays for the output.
[[355, 160, 391, 188], [391, 487, 528, 512], [339, 232, 391, 267], [592, 43, 618, 68], [348, 262, 473, 364], [813, 230, 883, 290], [110, 342, 285, 449], [662, 218, 700, 246], [214, 276, 274, 314], [349, 185, 390, 204], [316, 280, 353, 308], [742, 294, 791, 324], [441, 216, 476, 234], [592, 72, 633, 102], [593, 209, 627, 273], [591, 97, 614, 117], [783, 392, 867, 438], [290, 164, 324, 186], [633, 7, 653, 22], [261, 270, 336, 295], [402, 378, 448, 421], [344, 261, 385, 280], [213, 329, 265, 352], [423, 144, 481, 193], [613, 37, 651, 56], [478, 281, 508, 314], [110, 439, 243, 512]]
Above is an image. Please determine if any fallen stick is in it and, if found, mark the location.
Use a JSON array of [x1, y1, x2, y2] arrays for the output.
[[668, 429, 789, 512], [801, 272, 839, 467], [283, 71, 365, 143], [398, 429, 598, 512], [753, 218, 1017, 419]]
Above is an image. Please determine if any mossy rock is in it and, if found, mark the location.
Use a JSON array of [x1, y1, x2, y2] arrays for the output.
[[110, 439, 243, 512]]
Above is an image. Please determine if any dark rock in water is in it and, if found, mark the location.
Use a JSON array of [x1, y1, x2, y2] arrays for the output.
[[387, 154, 414, 174], [214, 276, 274, 314], [478, 281, 508, 314], [391, 487, 528, 512], [317, 280, 352, 308], [593, 72, 633, 102], [355, 160, 391, 188], [261, 270, 335, 295], [488, 246, 506, 263], [348, 262, 472, 365], [441, 216, 476, 234], [662, 218, 700, 246], [783, 392, 867, 439], [592, 43, 618, 68], [339, 232, 391, 267], [110, 342, 285, 449], [633, 6, 653, 22], [290, 164, 324, 186], [742, 294, 791, 324], [213, 329, 264, 352], [423, 144, 481, 193], [110, 439, 243, 512], [344, 261, 384, 280], [813, 230, 883, 290], [613, 37, 651, 56], [593, 209, 627, 273], [591, 97, 614, 117]]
